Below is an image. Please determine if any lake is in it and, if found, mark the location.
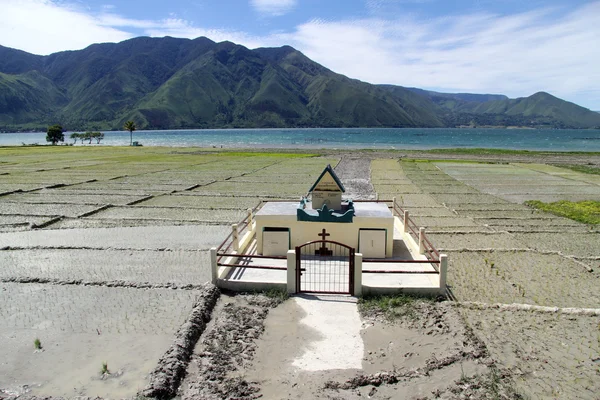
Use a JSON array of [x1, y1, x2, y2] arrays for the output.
[[2, 128, 600, 151]]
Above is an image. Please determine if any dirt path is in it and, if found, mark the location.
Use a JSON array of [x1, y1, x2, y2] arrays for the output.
[[232, 295, 518, 399], [333, 156, 376, 199], [178, 293, 282, 399]]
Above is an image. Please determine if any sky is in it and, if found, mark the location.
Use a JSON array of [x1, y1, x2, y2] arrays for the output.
[[1, 0, 599, 110]]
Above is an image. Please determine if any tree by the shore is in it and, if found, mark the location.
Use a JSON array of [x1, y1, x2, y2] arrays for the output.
[[83, 132, 92, 144], [92, 132, 104, 144], [46, 125, 64, 145], [70, 132, 80, 144], [124, 121, 136, 146]]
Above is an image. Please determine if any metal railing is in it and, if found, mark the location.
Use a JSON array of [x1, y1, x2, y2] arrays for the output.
[[216, 201, 262, 262], [362, 198, 441, 274], [215, 197, 442, 275], [216, 200, 288, 272]]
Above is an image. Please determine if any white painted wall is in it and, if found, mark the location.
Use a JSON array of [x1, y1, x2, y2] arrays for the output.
[[256, 215, 393, 257]]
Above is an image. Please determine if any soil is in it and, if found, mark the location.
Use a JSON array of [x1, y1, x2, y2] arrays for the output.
[[178, 293, 284, 400], [333, 156, 376, 199], [2, 148, 599, 399], [192, 295, 517, 400]]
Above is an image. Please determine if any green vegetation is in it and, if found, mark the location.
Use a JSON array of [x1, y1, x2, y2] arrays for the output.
[[101, 361, 109, 375], [358, 293, 432, 320], [525, 200, 600, 224], [411, 88, 600, 128], [448, 365, 525, 399], [124, 121, 136, 146], [557, 164, 600, 175], [216, 151, 316, 158], [263, 288, 289, 303], [69, 132, 79, 144], [402, 158, 496, 164], [34, 338, 42, 350], [70, 132, 104, 144], [427, 148, 600, 156], [2, 38, 599, 130], [45, 124, 64, 145]]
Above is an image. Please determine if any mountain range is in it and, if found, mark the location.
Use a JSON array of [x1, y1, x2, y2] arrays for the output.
[[1, 36, 599, 131]]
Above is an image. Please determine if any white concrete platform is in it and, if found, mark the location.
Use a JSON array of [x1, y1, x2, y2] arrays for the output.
[[217, 238, 441, 295], [216, 205, 445, 296]]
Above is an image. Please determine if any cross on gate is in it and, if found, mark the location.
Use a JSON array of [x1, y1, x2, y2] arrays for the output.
[[318, 228, 330, 240], [316, 228, 332, 256]]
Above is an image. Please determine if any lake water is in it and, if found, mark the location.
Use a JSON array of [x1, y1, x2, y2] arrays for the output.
[[2, 128, 600, 151]]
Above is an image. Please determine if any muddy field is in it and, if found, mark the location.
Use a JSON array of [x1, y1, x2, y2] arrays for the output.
[[0, 146, 599, 399], [0, 148, 341, 398]]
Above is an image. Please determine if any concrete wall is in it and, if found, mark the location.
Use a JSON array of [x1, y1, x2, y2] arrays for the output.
[[215, 223, 256, 281], [255, 216, 393, 257]]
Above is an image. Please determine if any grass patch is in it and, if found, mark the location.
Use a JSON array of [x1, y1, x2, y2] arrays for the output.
[[525, 200, 600, 224], [216, 151, 318, 158], [263, 288, 290, 302], [402, 158, 497, 164], [426, 147, 600, 156], [556, 164, 600, 175], [101, 361, 110, 375], [358, 293, 432, 320], [446, 365, 526, 399], [34, 338, 42, 350]]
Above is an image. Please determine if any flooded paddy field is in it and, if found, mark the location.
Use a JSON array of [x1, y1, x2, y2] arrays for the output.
[[0, 146, 599, 399], [394, 159, 600, 399], [0, 146, 335, 398]]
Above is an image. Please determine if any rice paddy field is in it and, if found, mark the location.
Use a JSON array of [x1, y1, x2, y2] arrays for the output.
[[0, 145, 599, 399]]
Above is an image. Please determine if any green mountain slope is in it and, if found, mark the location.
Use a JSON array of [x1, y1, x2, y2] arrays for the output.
[[469, 92, 600, 128], [0, 71, 67, 125], [407, 87, 600, 128], [122, 41, 444, 128], [0, 37, 597, 130], [405, 87, 508, 104]]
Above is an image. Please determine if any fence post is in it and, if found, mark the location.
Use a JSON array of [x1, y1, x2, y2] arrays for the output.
[[419, 227, 426, 254], [392, 197, 396, 216], [210, 247, 218, 284], [440, 254, 448, 291], [232, 223, 239, 252], [354, 253, 363, 297], [286, 250, 296, 294], [247, 208, 253, 227], [403, 210, 409, 233]]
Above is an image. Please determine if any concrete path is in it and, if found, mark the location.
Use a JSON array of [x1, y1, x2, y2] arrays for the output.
[[291, 294, 364, 371]]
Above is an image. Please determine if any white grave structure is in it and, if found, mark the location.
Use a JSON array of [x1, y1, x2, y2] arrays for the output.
[[255, 165, 394, 258]]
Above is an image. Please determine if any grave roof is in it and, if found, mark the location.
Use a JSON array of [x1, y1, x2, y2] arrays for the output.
[[308, 164, 345, 193]]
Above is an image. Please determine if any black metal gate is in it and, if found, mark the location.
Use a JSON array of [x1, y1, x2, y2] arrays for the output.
[[296, 240, 355, 295]]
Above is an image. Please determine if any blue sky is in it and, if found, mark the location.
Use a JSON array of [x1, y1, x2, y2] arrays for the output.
[[1, 0, 599, 110]]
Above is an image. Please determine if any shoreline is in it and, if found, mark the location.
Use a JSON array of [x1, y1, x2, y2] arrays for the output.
[[2, 127, 600, 152], [2, 144, 600, 155]]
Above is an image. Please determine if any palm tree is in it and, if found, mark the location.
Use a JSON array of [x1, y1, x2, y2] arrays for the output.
[[123, 121, 136, 146]]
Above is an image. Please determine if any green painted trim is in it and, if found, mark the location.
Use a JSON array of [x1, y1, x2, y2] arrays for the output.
[[297, 203, 354, 223]]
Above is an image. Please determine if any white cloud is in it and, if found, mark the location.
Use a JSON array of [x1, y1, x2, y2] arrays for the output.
[[250, 0, 297, 17], [0, 0, 132, 55], [283, 2, 600, 109]]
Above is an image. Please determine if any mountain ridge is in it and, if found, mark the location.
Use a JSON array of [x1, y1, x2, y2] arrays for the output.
[[0, 37, 598, 130]]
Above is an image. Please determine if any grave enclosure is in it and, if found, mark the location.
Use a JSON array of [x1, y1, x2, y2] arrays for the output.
[[212, 165, 447, 296]]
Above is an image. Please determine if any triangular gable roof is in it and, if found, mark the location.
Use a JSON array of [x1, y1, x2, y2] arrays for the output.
[[309, 164, 345, 193]]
